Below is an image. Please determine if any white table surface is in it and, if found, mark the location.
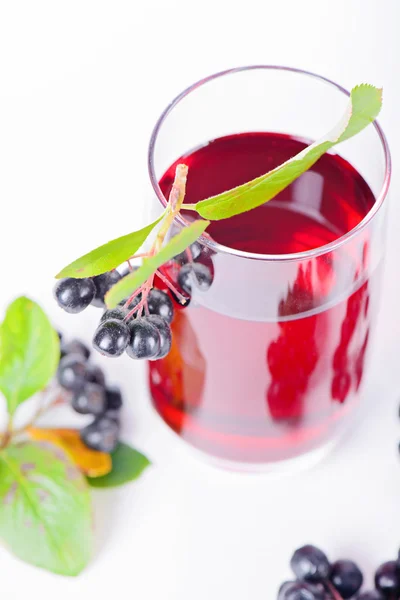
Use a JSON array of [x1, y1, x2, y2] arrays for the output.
[[1, 1, 400, 598]]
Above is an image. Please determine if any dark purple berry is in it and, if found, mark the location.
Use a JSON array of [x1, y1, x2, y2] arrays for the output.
[[62, 339, 91, 360], [54, 277, 96, 313], [80, 416, 119, 452], [117, 264, 134, 278], [105, 386, 123, 410], [147, 315, 172, 359], [148, 289, 174, 324], [290, 545, 331, 582], [330, 560, 363, 599], [57, 354, 87, 391], [126, 318, 160, 360], [178, 262, 212, 294], [278, 581, 324, 600], [374, 561, 400, 595], [91, 271, 121, 307], [93, 319, 130, 357], [175, 241, 202, 263], [85, 364, 106, 387], [71, 383, 106, 415], [104, 409, 120, 423], [358, 592, 385, 600], [100, 306, 128, 323]]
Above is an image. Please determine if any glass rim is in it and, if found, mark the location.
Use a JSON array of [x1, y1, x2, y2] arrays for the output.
[[148, 65, 392, 262]]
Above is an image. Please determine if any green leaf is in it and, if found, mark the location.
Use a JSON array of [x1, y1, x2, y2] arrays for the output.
[[0, 441, 92, 576], [105, 219, 210, 308], [87, 442, 150, 488], [0, 297, 60, 415], [195, 84, 382, 220], [55, 213, 165, 279]]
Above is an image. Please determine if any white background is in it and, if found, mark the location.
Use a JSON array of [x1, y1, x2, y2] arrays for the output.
[[0, 1, 400, 598]]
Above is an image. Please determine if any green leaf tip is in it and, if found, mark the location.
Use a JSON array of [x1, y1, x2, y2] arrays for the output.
[[105, 219, 210, 308], [194, 83, 383, 221], [337, 84, 382, 143], [55, 213, 165, 279]]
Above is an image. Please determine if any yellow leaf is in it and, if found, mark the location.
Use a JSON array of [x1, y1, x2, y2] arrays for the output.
[[28, 427, 112, 478]]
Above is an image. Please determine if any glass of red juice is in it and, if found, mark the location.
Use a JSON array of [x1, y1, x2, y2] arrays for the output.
[[147, 66, 391, 472]]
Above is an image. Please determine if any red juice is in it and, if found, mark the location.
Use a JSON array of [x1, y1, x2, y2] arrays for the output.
[[149, 132, 377, 466]]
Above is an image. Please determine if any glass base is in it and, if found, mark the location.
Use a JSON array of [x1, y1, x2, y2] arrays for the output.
[[150, 398, 356, 475]]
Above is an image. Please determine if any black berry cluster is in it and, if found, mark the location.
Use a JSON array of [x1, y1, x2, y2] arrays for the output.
[[57, 333, 123, 452], [93, 288, 174, 360], [54, 248, 214, 362], [279, 544, 400, 599]]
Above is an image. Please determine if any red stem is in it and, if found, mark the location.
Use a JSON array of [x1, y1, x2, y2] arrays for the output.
[[185, 245, 194, 263], [128, 252, 150, 261], [123, 287, 142, 310], [324, 581, 343, 600], [156, 269, 188, 304]]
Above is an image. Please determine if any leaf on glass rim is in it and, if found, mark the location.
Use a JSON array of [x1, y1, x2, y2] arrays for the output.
[[0, 441, 92, 576], [87, 442, 150, 488], [194, 84, 382, 220], [28, 427, 112, 478], [55, 213, 166, 279], [105, 219, 210, 308], [0, 297, 60, 416]]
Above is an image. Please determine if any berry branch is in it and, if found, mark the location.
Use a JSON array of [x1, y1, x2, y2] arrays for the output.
[[324, 580, 344, 600], [53, 163, 206, 361], [121, 164, 188, 321], [0, 385, 72, 450], [9, 387, 68, 442]]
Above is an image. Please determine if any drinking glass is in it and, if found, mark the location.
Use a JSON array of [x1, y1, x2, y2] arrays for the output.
[[147, 66, 391, 472]]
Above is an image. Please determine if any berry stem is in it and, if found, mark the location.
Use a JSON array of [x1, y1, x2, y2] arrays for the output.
[[0, 429, 11, 450], [185, 245, 194, 263], [324, 580, 343, 600], [128, 252, 150, 262], [156, 268, 188, 304], [123, 286, 142, 310], [153, 164, 188, 254], [10, 386, 69, 439], [115, 164, 191, 320], [1, 416, 13, 449], [123, 165, 189, 318], [167, 163, 189, 213]]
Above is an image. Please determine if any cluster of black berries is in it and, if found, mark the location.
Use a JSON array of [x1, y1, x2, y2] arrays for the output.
[[279, 544, 400, 599], [57, 334, 123, 452], [54, 245, 213, 362], [93, 288, 174, 360]]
